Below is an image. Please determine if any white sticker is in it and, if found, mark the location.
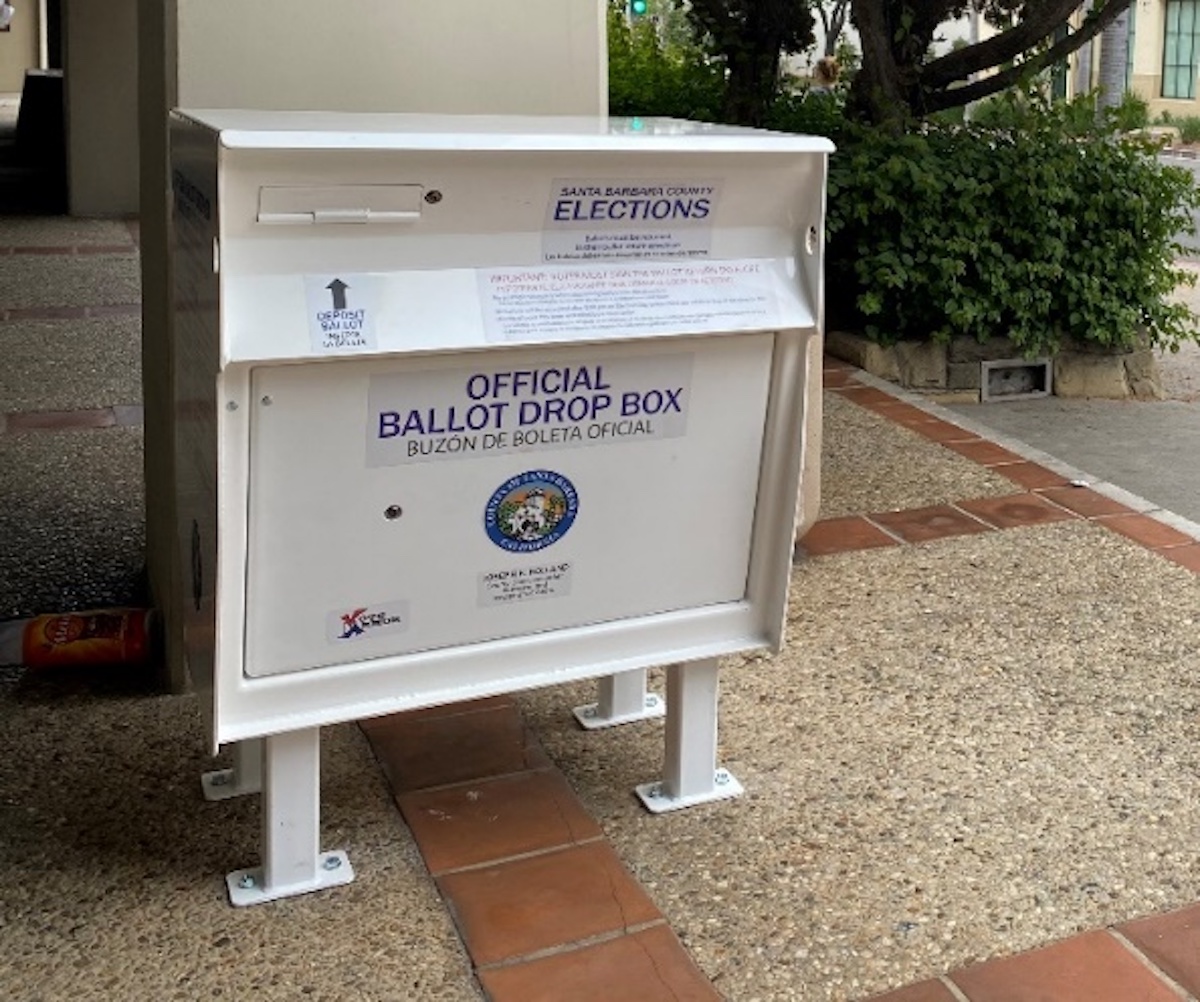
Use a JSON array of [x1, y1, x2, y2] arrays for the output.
[[325, 600, 409, 644], [367, 354, 692, 466], [479, 259, 798, 344], [543, 178, 720, 263], [478, 562, 573, 607], [304, 274, 381, 353]]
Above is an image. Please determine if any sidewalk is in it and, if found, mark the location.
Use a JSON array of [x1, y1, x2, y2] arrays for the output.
[[2, 216, 1199, 1001]]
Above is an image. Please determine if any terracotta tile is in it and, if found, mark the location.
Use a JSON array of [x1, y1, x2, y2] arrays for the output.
[[836, 384, 899, 408], [4, 408, 117, 432], [438, 842, 662, 966], [86, 303, 141, 317], [797, 516, 900, 556], [949, 930, 1180, 1002], [942, 439, 1025, 466], [362, 703, 547, 793], [1160, 543, 1200, 573], [870, 400, 935, 424], [906, 418, 978, 443], [862, 979, 959, 1002], [360, 695, 517, 729], [1119, 902, 1200, 994], [112, 405, 144, 427], [13, 245, 73, 255], [994, 461, 1072, 490], [824, 367, 858, 388], [75, 243, 137, 255], [957, 493, 1079, 530], [1035, 486, 1135, 519], [871, 505, 991, 544], [1096, 514, 1197, 550], [398, 770, 602, 875], [478, 924, 719, 1002], [6, 306, 88, 320]]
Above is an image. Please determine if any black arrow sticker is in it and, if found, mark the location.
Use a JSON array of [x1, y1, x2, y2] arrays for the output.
[[327, 278, 349, 311]]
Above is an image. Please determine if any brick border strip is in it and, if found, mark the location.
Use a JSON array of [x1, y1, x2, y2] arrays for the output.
[[807, 358, 1200, 576], [360, 697, 720, 1001]]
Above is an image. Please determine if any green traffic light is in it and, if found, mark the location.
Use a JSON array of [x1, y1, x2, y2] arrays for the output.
[[630, 0, 648, 15]]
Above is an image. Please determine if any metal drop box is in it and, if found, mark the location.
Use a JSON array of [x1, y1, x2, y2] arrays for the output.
[[169, 110, 831, 904]]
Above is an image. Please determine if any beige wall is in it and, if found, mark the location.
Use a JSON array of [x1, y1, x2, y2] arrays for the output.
[[63, 0, 139, 216], [0, 0, 40, 92], [176, 0, 605, 114], [141, 0, 607, 691]]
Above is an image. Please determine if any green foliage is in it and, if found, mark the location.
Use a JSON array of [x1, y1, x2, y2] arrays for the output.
[[1112, 90, 1150, 132], [607, 3, 724, 120], [1176, 116, 1200, 144], [827, 94, 1200, 356]]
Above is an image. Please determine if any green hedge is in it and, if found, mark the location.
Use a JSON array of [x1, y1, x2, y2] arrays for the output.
[[826, 102, 1200, 355]]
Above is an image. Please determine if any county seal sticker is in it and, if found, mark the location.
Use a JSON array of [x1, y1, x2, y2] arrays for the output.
[[484, 470, 578, 553]]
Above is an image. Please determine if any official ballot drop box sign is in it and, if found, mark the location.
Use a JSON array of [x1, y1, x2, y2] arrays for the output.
[[169, 110, 831, 749]]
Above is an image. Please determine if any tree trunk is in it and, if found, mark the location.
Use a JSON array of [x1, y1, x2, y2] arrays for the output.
[[1097, 7, 1130, 107], [722, 46, 782, 125]]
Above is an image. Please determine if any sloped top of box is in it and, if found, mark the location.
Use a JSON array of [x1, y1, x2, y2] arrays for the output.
[[174, 110, 835, 154]]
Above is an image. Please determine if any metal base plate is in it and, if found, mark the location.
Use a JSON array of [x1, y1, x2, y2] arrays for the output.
[[572, 693, 665, 730], [201, 768, 261, 801], [635, 769, 744, 814], [226, 850, 354, 906]]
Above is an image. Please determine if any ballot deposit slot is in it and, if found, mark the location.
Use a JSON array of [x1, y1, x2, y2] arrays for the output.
[[169, 110, 831, 905]]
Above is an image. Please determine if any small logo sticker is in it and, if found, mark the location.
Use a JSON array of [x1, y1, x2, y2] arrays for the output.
[[326, 600, 409, 644], [484, 470, 578, 553]]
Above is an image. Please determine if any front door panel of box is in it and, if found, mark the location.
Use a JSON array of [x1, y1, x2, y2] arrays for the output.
[[243, 333, 773, 677]]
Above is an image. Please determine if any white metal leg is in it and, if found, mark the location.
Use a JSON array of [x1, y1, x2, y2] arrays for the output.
[[201, 738, 264, 801], [226, 728, 354, 906], [635, 659, 743, 813], [572, 668, 665, 729]]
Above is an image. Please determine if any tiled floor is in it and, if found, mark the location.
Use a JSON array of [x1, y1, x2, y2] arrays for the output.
[[361, 698, 719, 1001], [6, 219, 1200, 1000]]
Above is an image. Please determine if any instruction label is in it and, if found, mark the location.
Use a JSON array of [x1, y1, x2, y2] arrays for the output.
[[478, 562, 573, 607], [304, 274, 381, 354], [480, 259, 786, 343], [366, 353, 692, 466], [543, 178, 720, 262]]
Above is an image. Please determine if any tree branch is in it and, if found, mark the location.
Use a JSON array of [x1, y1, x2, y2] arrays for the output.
[[923, 0, 1128, 88], [923, 0, 1133, 110]]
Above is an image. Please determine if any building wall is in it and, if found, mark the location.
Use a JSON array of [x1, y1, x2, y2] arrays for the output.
[[177, 0, 605, 115], [63, 0, 139, 216], [0, 0, 41, 92]]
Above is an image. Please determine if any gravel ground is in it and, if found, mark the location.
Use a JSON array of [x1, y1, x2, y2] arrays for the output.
[[518, 522, 1200, 1001], [820, 392, 1015, 519]]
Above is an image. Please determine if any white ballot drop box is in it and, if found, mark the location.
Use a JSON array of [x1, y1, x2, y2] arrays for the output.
[[169, 110, 831, 904]]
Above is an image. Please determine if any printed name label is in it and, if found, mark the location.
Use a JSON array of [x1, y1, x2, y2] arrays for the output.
[[366, 354, 692, 466], [543, 178, 720, 263]]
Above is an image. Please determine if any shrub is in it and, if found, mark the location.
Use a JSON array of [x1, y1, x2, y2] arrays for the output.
[[826, 95, 1199, 356], [1112, 91, 1150, 132], [1177, 115, 1200, 144]]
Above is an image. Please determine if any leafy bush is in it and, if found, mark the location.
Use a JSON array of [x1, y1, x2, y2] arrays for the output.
[[1112, 91, 1150, 132], [1176, 115, 1200, 144], [607, 4, 723, 121], [826, 94, 1199, 355]]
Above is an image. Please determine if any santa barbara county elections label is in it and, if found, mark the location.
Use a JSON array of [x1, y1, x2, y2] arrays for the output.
[[304, 273, 381, 354], [484, 471, 578, 553], [325, 600, 409, 645], [543, 178, 720, 263], [478, 561, 572, 607], [367, 353, 692, 466]]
